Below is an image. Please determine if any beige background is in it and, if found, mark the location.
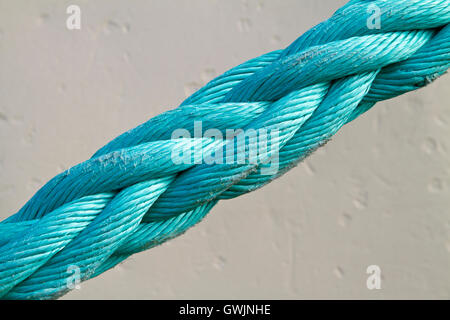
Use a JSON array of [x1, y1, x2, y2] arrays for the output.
[[0, 0, 449, 299]]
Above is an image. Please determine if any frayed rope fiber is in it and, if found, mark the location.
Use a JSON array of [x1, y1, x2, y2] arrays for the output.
[[1, 0, 450, 299]]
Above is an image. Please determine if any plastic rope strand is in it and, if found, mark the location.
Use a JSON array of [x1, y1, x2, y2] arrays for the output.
[[1, 0, 449, 299]]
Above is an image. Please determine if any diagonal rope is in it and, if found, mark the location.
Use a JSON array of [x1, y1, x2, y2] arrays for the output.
[[1, 0, 449, 299]]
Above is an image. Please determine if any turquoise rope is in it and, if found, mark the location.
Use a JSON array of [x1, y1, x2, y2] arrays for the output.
[[1, 0, 449, 299]]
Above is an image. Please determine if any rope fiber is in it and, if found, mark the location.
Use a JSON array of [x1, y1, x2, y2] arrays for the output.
[[1, 0, 449, 299]]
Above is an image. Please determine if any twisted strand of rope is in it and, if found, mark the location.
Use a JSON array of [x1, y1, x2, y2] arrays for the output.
[[1, 0, 449, 299]]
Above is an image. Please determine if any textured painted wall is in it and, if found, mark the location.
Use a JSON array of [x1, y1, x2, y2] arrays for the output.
[[0, 0, 449, 299]]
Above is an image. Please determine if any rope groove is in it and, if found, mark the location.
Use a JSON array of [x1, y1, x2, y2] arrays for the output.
[[1, 0, 449, 299]]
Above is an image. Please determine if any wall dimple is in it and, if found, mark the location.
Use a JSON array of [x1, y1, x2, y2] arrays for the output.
[[302, 160, 316, 176], [36, 13, 50, 26], [237, 18, 253, 33], [200, 69, 217, 84], [26, 177, 43, 192], [352, 189, 369, 211], [270, 35, 282, 45], [421, 137, 438, 155], [212, 255, 227, 271], [333, 266, 345, 279], [103, 19, 130, 35], [0, 111, 8, 123], [21, 125, 37, 145], [338, 212, 353, 228], [434, 115, 448, 128], [428, 177, 445, 193]]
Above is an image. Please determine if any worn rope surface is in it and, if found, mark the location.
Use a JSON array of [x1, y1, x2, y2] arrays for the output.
[[1, 0, 449, 299]]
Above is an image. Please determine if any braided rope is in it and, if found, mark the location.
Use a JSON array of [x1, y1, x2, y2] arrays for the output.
[[1, 0, 449, 299]]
